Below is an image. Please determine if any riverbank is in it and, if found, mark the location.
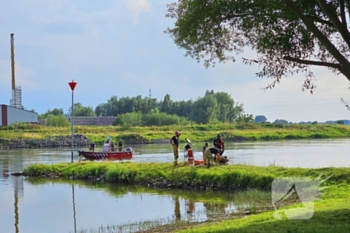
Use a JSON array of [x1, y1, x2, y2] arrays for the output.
[[21, 162, 349, 190], [1, 123, 350, 149], [21, 162, 350, 232], [0, 134, 91, 150]]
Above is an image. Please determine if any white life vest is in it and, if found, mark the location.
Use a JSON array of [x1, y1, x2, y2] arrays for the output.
[[102, 143, 111, 152]]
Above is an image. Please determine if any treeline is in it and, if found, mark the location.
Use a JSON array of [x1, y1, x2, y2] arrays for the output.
[[39, 90, 249, 126]]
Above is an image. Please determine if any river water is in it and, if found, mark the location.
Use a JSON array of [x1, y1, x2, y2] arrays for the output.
[[1, 139, 349, 233]]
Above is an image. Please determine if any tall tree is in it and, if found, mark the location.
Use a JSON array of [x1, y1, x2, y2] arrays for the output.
[[68, 103, 96, 116], [166, 0, 350, 92], [160, 94, 173, 113], [191, 94, 218, 123]]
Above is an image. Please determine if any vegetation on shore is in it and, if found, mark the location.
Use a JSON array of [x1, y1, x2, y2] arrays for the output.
[[1, 122, 350, 145], [176, 184, 350, 233], [23, 162, 350, 232], [23, 162, 349, 189]]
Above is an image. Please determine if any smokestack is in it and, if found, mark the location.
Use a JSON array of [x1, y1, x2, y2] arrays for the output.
[[10, 33, 15, 90]]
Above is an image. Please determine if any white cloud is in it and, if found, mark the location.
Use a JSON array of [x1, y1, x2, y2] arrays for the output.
[[124, 0, 151, 25], [214, 68, 350, 122]]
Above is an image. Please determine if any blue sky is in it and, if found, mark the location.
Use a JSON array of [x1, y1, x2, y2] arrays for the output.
[[0, 0, 349, 122]]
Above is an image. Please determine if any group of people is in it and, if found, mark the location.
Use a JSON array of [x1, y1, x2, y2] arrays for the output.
[[170, 131, 228, 167], [202, 134, 227, 167], [101, 138, 125, 152]]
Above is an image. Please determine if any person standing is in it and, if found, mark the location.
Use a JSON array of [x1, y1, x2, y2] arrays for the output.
[[110, 141, 115, 151], [202, 142, 209, 165], [118, 139, 124, 152], [89, 142, 96, 152], [170, 131, 181, 166], [213, 134, 225, 155]]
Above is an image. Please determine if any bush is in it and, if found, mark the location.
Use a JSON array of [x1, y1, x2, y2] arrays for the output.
[[113, 112, 194, 126]]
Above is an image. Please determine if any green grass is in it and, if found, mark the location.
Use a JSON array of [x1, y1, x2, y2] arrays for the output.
[[1, 123, 350, 144], [177, 185, 350, 233], [23, 162, 350, 233], [24, 162, 350, 189]]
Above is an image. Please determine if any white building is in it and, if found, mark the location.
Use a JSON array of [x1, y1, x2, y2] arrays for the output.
[[0, 104, 38, 126]]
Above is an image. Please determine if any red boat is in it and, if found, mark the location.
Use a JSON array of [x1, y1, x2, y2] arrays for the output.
[[78, 150, 132, 160], [78, 138, 133, 160]]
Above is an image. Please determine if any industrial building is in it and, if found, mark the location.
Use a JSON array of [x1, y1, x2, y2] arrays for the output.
[[0, 33, 38, 126], [0, 105, 38, 126]]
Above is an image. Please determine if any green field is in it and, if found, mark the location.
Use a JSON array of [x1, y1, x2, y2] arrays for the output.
[[1, 122, 350, 144]]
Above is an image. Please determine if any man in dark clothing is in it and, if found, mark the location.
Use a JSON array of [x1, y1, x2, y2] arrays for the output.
[[170, 131, 182, 166], [118, 139, 124, 152], [89, 142, 96, 152], [110, 141, 115, 151], [213, 134, 225, 155]]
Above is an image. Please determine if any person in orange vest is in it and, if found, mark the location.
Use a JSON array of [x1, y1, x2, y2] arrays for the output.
[[184, 139, 194, 165]]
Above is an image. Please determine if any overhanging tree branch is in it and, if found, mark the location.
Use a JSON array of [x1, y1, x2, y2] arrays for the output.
[[339, 0, 348, 29], [283, 56, 341, 69], [282, 0, 350, 80], [316, 0, 350, 48]]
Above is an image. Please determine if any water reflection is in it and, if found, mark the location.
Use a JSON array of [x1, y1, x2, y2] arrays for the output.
[[174, 195, 181, 220], [19, 179, 270, 233], [1, 139, 350, 232], [1, 156, 23, 233], [3, 157, 8, 178], [72, 184, 77, 233]]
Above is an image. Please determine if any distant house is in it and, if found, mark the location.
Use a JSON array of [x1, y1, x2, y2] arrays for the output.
[[0, 104, 38, 126]]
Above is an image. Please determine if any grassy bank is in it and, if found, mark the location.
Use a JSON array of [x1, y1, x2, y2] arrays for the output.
[[2, 123, 350, 144], [23, 162, 349, 189], [175, 184, 350, 233], [23, 162, 350, 232]]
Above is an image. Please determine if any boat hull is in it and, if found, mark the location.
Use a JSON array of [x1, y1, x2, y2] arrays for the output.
[[78, 150, 132, 160]]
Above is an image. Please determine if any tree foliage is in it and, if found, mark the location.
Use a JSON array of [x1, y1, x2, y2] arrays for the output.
[[39, 108, 70, 126], [112, 111, 193, 126], [97, 90, 244, 124], [236, 114, 254, 123], [254, 115, 267, 123], [42, 115, 70, 127], [68, 103, 96, 117], [39, 108, 65, 119], [274, 119, 289, 124], [166, 0, 350, 92]]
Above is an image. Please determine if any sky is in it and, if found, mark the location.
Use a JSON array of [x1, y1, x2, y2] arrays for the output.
[[0, 0, 350, 123]]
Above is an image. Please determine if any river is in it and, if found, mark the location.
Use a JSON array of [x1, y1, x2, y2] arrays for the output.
[[0, 139, 349, 233]]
